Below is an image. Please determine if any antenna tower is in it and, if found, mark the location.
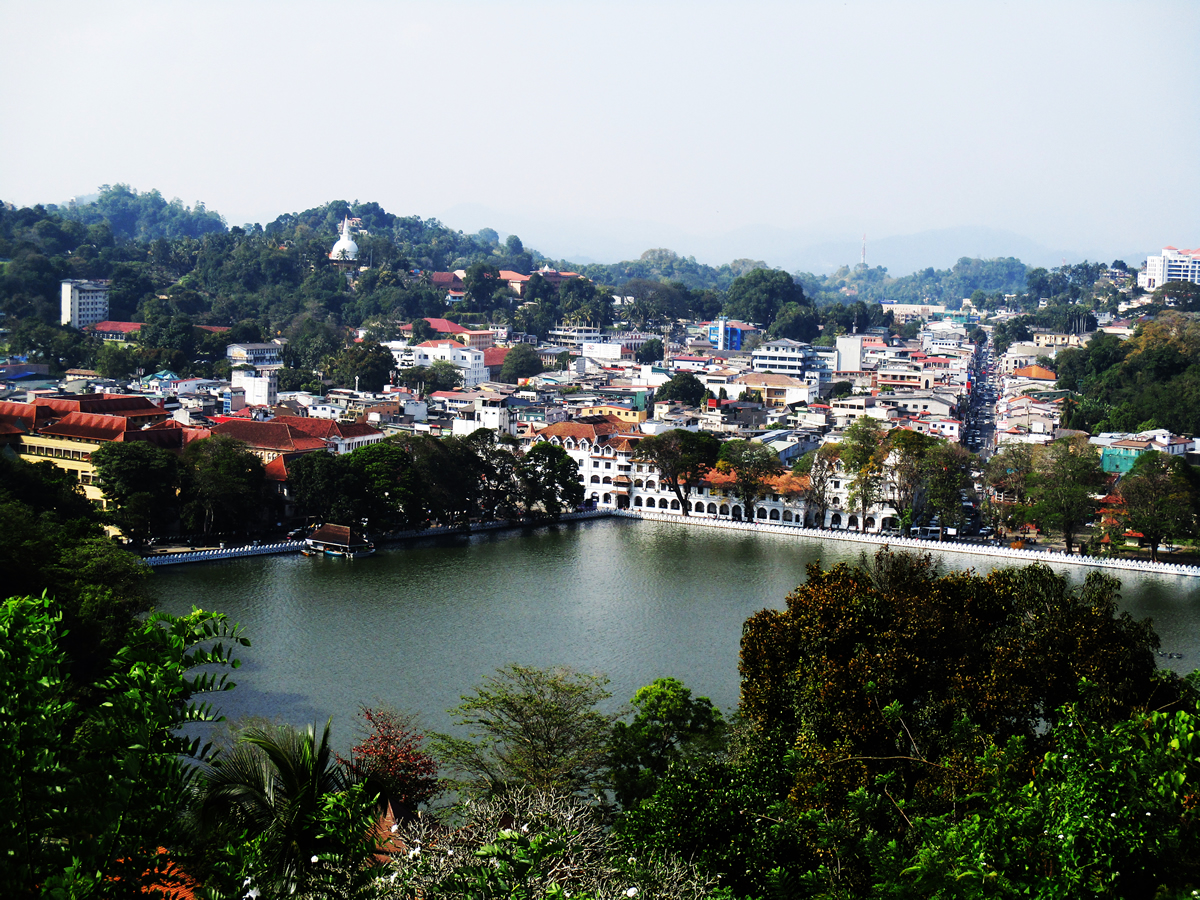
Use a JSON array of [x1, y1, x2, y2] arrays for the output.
[[861, 233, 866, 267]]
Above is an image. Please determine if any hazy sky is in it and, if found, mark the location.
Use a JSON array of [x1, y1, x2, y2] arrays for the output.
[[3, 0, 1197, 269]]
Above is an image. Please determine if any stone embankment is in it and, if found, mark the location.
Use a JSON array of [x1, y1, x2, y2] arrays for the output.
[[616, 509, 1200, 579]]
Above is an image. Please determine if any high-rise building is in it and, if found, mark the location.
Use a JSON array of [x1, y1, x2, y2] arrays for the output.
[[1138, 247, 1200, 290], [60, 279, 111, 328]]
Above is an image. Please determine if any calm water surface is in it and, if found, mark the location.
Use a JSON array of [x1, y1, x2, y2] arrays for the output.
[[154, 518, 1200, 744]]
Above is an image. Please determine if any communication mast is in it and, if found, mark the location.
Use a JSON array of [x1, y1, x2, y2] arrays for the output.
[[861, 233, 866, 267]]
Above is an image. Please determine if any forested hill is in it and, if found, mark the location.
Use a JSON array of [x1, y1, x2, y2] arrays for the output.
[[12, 185, 1037, 299], [58, 184, 227, 242]]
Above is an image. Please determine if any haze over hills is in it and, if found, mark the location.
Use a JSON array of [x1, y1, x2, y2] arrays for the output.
[[438, 203, 1153, 276], [47, 187, 1153, 278]]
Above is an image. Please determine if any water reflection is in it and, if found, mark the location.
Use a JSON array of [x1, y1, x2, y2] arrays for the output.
[[154, 518, 1200, 743]]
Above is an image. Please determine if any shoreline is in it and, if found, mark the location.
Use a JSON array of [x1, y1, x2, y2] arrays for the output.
[[615, 509, 1200, 579], [144, 507, 1200, 579]]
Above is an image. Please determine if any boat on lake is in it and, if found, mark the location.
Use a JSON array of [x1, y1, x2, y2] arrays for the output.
[[302, 524, 375, 558]]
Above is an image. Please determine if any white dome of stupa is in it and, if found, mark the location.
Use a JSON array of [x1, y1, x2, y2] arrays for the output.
[[330, 217, 359, 261]]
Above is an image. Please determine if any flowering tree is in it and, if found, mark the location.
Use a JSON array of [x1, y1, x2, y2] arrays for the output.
[[341, 705, 439, 819]]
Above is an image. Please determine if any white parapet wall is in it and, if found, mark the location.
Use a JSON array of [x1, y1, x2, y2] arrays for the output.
[[615, 508, 1200, 579]]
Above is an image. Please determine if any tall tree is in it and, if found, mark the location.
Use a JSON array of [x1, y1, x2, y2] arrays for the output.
[[1118, 450, 1197, 561], [795, 443, 839, 527], [723, 269, 807, 327], [325, 340, 396, 392], [717, 439, 783, 520], [519, 442, 584, 517], [606, 677, 725, 809], [840, 417, 888, 527], [634, 429, 720, 516], [654, 372, 706, 407], [180, 435, 266, 535], [1029, 436, 1105, 554], [91, 440, 180, 544], [498, 343, 543, 383]]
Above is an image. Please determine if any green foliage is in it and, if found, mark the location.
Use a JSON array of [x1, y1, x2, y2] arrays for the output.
[[91, 439, 181, 544], [63, 183, 226, 241], [1118, 450, 1198, 561], [1028, 436, 1105, 553], [903, 699, 1200, 898], [654, 371, 706, 407], [431, 664, 616, 796], [180, 434, 267, 535], [0, 595, 247, 895], [196, 720, 382, 898], [715, 439, 784, 520], [634, 429, 720, 515], [326, 340, 396, 392], [636, 338, 664, 364], [499, 343, 544, 383], [725, 550, 1179, 896], [518, 442, 585, 517], [608, 677, 725, 808], [724, 268, 807, 327], [385, 790, 720, 899]]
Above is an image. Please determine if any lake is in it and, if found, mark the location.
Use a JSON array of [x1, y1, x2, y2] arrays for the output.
[[154, 517, 1200, 746]]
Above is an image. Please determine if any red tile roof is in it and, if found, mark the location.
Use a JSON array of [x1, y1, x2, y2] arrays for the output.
[[89, 320, 142, 334], [37, 411, 131, 442], [399, 317, 469, 334], [211, 419, 328, 453], [483, 347, 511, 367], [0, 401, 39, 430]]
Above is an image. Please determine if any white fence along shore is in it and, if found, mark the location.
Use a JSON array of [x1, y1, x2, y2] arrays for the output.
[[143, 508, 1200, 579], [615, 508, 1200, 579]]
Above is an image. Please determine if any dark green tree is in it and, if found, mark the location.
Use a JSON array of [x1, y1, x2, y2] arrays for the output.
[[654, 372, 706, 407], [498, 343, 543, 383], [1029, 435, 1105, 554], [724, 269, 807, 327], [180, 435, 266, 535], [716, 440, 783, 520], [607, 677, 725, 809], [1118, 450, 1197, 561], [635, 338, 664, 364], [91, 440, 180, 544], [634, 429, 720, 516], [519, 442, 584, 517], [325, 340, 395, 392]]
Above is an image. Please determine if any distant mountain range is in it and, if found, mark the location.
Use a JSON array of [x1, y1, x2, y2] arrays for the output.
[[439, 204, 1153, 276]]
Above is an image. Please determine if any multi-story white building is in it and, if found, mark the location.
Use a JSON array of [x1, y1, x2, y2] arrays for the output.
[[60, 279, 110, 328], [231, 368, 278, 407], [226, 343, 284, 371], [1138, 247, 1200, 290], [385, 340, 486, 388], [751, 338, 820, 376]]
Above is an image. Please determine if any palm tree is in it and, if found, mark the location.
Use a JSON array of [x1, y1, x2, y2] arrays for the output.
[[197, 720, 380, 895]]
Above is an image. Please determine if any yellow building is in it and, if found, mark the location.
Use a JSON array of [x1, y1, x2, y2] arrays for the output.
[[577, 403, 648, 425]]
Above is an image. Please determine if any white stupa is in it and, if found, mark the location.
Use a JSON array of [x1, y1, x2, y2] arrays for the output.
[[329, 217, 359, 262]]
